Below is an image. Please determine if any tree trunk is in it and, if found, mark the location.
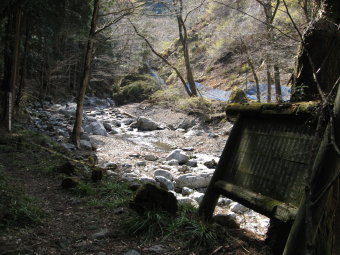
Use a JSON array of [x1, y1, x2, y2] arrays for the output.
[[284, 1, 340, 254], [266, 59, 272, 103], [2, 7, 22, 131], [15, 14, 29, 109], [71, 0, 99, 148], [176, 0, 197, 97], [241, 39, 260, 102], [290, 0, 340, 102], [177, 16, 197, 96], [274, 63, 282, 102]]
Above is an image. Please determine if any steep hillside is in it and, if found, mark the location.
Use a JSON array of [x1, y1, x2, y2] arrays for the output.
[[146, 0, 309, 99]]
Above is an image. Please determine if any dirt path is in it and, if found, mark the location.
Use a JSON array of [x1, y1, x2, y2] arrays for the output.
[[0, 147, 143, 255]]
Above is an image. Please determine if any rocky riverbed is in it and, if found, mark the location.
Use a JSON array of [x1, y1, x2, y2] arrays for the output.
[[27, 97, 270, 238]]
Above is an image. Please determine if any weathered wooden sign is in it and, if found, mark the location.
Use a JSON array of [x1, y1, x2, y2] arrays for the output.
[[199, 102, 320, 222]]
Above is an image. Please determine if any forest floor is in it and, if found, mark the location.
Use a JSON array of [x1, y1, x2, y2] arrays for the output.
[[0, 102, 272, 255]]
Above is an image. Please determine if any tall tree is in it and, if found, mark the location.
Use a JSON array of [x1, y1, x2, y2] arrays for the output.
[[290, 0, 340, 102], [71, 0, 100, 148], [1, 1, 24, 131], [174, 0, 197, 96], [284, 0, 340, 254], [254, 0, 281, 102]]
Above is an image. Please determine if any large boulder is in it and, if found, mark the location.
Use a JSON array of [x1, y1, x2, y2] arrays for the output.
[[166, 149, 189, 165], [84, 121, 108, 136], [136, 117, 161, 131]]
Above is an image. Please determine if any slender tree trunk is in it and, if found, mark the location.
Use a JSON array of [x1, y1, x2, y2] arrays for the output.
[[2, 7, 22, 131], [266, 59, 272, 102], [274, 63, 282, 102], [15, 15, 29, 109], [71, 0, 99, 148], [241, 39, 260, 102], [177, 16, 197, 96]]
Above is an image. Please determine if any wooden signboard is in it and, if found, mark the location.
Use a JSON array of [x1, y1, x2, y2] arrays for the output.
[[199, 102, 320, 222]]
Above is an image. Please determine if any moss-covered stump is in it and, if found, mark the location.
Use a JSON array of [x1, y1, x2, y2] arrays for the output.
[[130, 184, 178, 216]]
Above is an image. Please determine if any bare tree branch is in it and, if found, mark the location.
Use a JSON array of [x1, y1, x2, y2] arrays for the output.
[[128, 19, 192, 96], [184, 0, 207, 23], [212, 0, 299, 42], [95, 12, 131, 34]]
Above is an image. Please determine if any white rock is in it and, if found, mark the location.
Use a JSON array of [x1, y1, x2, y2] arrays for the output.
[[155, 176, 175, 191], [166, 149, 189, 164], [189, 191, 205, 204], [176, 196, 199, 208], [175, 173, 212, 189], [154, 169, 173, 181], [140, 176, 158, 186], [217, 197, 232, 206], [182, 187, 194, 196], [230, 203, 249, 214]]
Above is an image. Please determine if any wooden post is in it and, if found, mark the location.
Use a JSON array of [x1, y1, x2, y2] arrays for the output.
[[7, 92, 12, 132]]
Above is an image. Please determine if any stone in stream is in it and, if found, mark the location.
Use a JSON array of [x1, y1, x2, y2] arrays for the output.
[[84, 121, 108, 136], [204, 158, 218, 169], [80, 133, 90, 141], [153, 169, 173, 181], [155, 176, 175, 191], [186, 159, 198, 167], [182, 187, 194, 196], [176, 196, 199, 208], [189, 191, 205, 203], [175, 173, 213, 189], [144, 154, 158, 161], [136, 116, 162, 131], [230, 202, 249, 214], [80, 139, 92, 150], [111, 119, 121, 127], [166, 149, 189, 165], [103, 122, 113, 131]]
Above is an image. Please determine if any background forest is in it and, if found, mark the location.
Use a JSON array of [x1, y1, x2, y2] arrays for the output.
[[0, 0, 315, 111]]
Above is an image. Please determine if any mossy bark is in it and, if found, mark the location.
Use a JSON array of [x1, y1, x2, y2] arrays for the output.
[[291, 0, 340, 101]]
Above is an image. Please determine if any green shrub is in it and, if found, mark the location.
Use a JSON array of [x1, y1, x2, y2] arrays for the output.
[[113, 74, 160, 105], [177, 96, 213, 116]]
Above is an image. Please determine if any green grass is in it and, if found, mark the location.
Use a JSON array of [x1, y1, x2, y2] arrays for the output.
[[72, 180, 133, 209], [0, 166, 44, 230], [125, 203, 223, 248]]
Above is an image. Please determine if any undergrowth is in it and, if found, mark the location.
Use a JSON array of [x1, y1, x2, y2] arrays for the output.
[[73, 180, 133, 209], [125, 204, 225, 248], [150, 86, 214, 117], [0, 165, 44, 230]]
